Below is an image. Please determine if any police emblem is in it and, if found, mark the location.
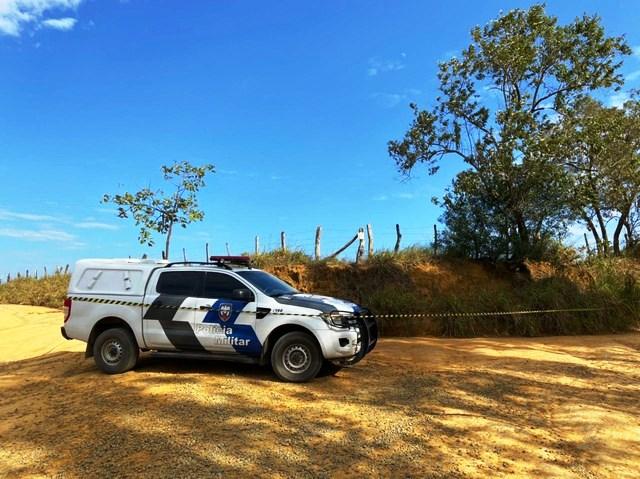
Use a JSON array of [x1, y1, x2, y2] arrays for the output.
[[218, 303, 233, 322]]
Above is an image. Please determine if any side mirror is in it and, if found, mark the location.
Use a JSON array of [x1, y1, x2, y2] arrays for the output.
[[232, 288, 255, 302]]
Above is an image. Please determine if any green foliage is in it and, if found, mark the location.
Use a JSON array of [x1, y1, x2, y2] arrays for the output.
[[389, 4, 631, 260], [551, 94, 640, 256], [102, 161, 214, 259]]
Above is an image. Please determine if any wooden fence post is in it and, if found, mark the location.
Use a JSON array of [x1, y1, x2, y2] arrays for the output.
[[255, 236, 260, 255], [394, 224, 402, 254], [205, 243, 210, 262], [182, 248, 187, 262], [433, 224, 439, 255], [280, 231, 287, 252], [43, 266, 47, 278], [314, 226, 322, 260], [225, 243, 231, 255], [329, 232, 359, 258], [26, 270, 29, 278], [366, 224, 374, 257], [64, 264, 69, 274], [356, 228, 365, 263]]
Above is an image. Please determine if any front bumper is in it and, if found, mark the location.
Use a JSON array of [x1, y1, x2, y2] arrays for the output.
[[317, 312, 378, 361]]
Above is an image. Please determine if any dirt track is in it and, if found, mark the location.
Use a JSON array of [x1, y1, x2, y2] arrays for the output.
[[1, 305, 639, 478]]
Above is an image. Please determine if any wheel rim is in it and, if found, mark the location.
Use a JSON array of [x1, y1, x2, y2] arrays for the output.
[[101, 338, 124, 365], [282, 344, 311, 374]]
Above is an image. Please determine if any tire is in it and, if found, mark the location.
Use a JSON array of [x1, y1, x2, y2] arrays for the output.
[[271, 332, 323, 382], [93, 328, 139, 374]]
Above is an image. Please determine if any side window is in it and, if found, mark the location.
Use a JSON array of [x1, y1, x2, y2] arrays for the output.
[[156, 271, 203, 296], [204, 273, 246, 299]]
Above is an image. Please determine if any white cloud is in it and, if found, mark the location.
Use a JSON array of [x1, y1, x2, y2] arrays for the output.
[[371, 88, 422, 109], [626, 70, 640, 82], [0, 0, 82, 36], [396, 192, 416, 199], [75, 221, 118, 230], [41, 16, 75, 30], [0, 227, 76, 242], [367, 56, 406, 77], [0, 208, 58, 222], [609, 91, 630, 109]]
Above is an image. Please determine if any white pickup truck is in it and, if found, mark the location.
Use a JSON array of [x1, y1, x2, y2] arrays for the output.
[[61, 257, 378, 382]]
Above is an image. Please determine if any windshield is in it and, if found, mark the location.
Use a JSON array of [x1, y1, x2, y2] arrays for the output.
[[236, 270, 298, 297]]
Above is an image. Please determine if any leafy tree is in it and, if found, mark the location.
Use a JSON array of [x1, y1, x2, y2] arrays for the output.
[[102, 161, 215, 259], [389, 4, 630, 259], [551, 94, 640, 255]]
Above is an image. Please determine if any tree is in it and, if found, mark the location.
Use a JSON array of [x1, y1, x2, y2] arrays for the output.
[[551, 94, 640, 255], [388, 4, 630, 259], [102, 161, 215, 259]]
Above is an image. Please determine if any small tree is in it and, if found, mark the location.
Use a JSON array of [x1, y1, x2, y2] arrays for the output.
[[102, 161, 215, 259]]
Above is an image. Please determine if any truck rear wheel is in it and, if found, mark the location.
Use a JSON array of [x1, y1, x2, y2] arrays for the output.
[[93, 328, 139, 374], [271, 332, 322, 382]]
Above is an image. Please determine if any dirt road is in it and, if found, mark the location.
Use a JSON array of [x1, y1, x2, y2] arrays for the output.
[[1, 305, 639, 478]]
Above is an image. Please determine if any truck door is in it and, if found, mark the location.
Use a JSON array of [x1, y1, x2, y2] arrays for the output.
[[142, 270, 204, 351], [192, 271, 262, 357]]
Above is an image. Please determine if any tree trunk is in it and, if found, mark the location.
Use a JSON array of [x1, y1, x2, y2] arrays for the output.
[[613, 212, 628, 256], [514, 213, 529, 256], [594, 207, 609, 255], [624, 218, 634, 248], [165, 222, 173, 260], [585, 217, 602, 255]]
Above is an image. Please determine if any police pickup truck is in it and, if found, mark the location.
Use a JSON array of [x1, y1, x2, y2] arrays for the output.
[[61, 256, 377, 382]]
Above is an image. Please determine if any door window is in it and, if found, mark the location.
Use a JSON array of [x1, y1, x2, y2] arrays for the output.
[[203, 272, 246, 299], [156, 271, 203, 296]]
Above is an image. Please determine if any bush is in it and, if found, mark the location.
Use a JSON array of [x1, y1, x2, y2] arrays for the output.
[[0, 274, 70, 309]]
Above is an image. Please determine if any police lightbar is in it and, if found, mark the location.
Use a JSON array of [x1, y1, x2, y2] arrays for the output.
[[209, 255, 252, 266]]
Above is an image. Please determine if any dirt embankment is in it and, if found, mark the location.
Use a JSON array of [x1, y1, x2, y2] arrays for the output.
[[1, 305, 639, 478], [267, 259, 640, 336]]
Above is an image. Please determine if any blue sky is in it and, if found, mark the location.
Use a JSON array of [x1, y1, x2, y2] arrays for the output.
[[1, 0, 640, 278]]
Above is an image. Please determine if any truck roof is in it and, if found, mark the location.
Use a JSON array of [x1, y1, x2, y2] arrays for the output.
[[70, 258, 259, 296]]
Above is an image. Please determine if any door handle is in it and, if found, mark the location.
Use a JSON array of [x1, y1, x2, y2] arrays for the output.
[[199, 305, 212, 310]]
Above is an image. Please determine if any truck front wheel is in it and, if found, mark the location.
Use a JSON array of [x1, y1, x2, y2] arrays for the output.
[[271, 332, 322, 382], [93, 328, 139, 374]]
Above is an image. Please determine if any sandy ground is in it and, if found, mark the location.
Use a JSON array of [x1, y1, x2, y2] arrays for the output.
[[0, 305, 639, 478]]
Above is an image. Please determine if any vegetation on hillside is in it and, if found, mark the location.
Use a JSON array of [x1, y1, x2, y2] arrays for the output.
[[3, 253, 636, 338]]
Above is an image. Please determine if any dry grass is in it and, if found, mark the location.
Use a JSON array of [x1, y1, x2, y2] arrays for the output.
[[0, 273, 69, 309], [1, 256, 638, 337]]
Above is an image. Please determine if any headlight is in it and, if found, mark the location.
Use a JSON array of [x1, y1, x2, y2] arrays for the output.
[[321, 310, 353, 328]]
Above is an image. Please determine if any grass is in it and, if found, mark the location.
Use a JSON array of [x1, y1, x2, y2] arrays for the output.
[[1, 253, 638, 337], [0, 273, 69, 309]]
